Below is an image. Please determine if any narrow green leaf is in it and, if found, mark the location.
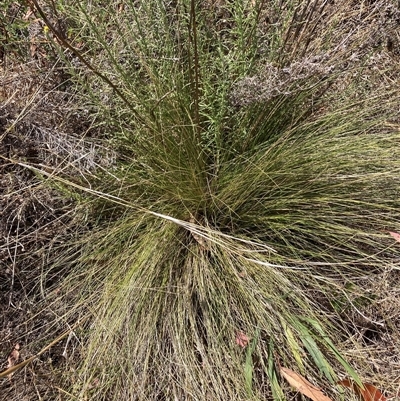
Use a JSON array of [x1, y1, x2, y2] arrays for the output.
[[281, 319, 305, 373], [266, 340, 286, 401], [300, 317, 362, 387], [294, 319, 335, 383], [244, 328, 260, 397]]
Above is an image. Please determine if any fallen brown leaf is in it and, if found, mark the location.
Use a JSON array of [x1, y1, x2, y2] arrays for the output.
[[235, 331, 250, 348], [388, 231, 400, 243], [280, 367, 333, 401], [338, 379, 386, 401], [6, 344, 20, 379]]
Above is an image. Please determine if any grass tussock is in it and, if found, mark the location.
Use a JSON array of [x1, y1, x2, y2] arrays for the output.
[[3, 0, 400, 399]]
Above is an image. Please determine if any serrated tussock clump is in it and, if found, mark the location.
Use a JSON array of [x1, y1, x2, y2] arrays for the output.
[[24, 0, 400, 400]]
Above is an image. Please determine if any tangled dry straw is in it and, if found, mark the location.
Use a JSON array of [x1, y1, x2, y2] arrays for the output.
[[1, 0, 400, 400]]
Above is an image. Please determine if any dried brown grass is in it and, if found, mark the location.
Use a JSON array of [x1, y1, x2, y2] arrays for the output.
[[0, 0, 400, 400]]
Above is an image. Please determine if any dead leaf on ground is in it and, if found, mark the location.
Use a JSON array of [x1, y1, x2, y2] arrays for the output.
[[6, 343, 20, 379], [280, 367, 333, 401], [338, 379, 387, 401], [235, 331, 250, 348], [388, 231, 400, 243]]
